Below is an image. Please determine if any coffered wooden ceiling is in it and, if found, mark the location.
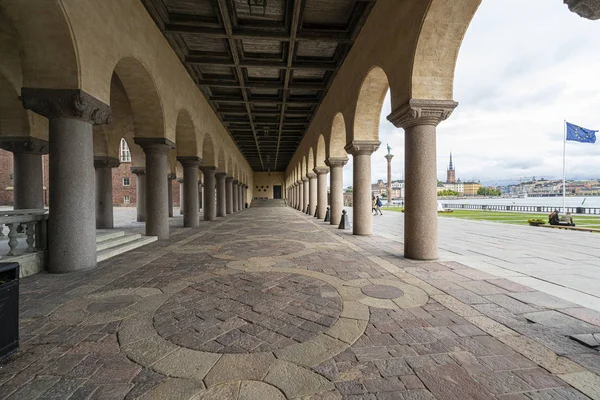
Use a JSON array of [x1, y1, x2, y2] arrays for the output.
[[141, 0, 375, 171]]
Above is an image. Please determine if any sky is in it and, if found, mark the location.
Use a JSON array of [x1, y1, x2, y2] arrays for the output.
[[344, 0, 600, 187]]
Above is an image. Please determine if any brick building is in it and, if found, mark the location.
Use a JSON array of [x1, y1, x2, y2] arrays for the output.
[[0, 139, 181, 208]]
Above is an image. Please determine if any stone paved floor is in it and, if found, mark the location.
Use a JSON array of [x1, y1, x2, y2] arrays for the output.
[[1, 203, 599, 399]]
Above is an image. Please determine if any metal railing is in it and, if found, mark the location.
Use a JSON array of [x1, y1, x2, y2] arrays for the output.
[[0, 209, 48, 257], [441, 204, 600, 215]]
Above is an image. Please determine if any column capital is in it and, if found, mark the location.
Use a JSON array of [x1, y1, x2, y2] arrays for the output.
[[385, 154, 394, 162], [306, 172, 317, 179], [131, 166, 146, 176], [200, 166, 217, 175], [238, 182, 245, 186], [225, 176, 234, 182], [565, 0, 600, 20], [387, 99, 458, 129], [168, 173, 177, 180], [244, 185, 248, 189], [0, 136, 49, 155], [94, 156, 120, 169], [21, 88, 112, 125], [296, 179, 303, 185], [215, 172, 227, 179], [177, 156, 202, 168], [135, 137, 176, 154], [313, 166, 330, 175], [301, 176, 309, 182], [232, 179, 239, 184], [344, 140, 380, 156], [325, 157, 348, 168]]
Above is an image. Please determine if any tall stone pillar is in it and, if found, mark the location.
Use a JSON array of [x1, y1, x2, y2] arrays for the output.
[[21, 88, 111, 273], [136, 138, 175, 240], [198, 183, 203, 211], [298, 180, 305, 212], [132, 167, 146, 222], [177, 157, 201, 227], [177, 177, 184, 215], [225, 176, 234, 214], [314, 167, 330, 219], [345, 141, 380, 235], [238, 183, 244, 210], [216, 173, 227, 217], [326, 157, 348, 226], [167, 173, 176, 217], [94, 156, 119, 229], [201, 167, 217, 220], [385, 153, 394, 205], [291, 184, 295, 208], [302, 177, 309, 213], [244, 185, 249, 208], [388, 100, 457, 259], [0, 137, 48, 210], [232, 179, 239, 212], [307, 172, 317, 216]]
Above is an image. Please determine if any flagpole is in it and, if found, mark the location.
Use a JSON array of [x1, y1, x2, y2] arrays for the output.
[[562, 120, 566, 214]]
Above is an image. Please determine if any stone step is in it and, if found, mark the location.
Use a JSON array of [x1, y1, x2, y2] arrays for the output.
[[96, 232, 142, 252], [96, 236, 158, 263], [96, 230, 126, 243]]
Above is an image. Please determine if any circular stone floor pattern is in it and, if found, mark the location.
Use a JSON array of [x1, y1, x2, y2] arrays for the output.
[[154, 272, 342, 353], [361, 284, 404, 299]]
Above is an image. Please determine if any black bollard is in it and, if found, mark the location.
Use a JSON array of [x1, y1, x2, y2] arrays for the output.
[[306, 204, 310, 215], [324, 207, 330, 222], [314, 207, 318, 218], [338, 210, 351, 229]]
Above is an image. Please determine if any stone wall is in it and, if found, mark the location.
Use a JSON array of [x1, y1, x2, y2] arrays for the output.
[[252, 172, 284, 199], [0, 149, 14, 205]]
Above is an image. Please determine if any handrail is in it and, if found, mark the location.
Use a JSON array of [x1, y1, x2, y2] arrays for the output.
[[441, 204, 600, 215], [0, 209, 48, 257]]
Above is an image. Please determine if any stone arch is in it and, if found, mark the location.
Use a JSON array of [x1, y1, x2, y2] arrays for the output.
[[112, 57, 165, 138], [1, 0, 79, 89], [411, 0, 481, 100], [307, 147, 315, 172], [175, 109, 198, 157], [0, 73, 28, 136], [329, 112, 347, 159], [227, 156, 233, 176], [301, 155, 307, 178], [315, 134, 326, 167], [353, 66, 390, 142], [201, 134, 216, 166]]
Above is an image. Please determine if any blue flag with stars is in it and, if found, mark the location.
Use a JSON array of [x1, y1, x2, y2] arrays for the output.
[[566, 122, 597, 143]]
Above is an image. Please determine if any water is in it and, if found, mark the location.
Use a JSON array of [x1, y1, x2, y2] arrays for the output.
[[441, 196, 600, 208]]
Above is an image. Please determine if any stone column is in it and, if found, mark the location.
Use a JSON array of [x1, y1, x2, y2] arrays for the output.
[[314, 167, 330, 219], [326, 157, 348, 226], [244, 185, 248, 208], [136, 138, 175, 240], [167, 173, 176, 217], [291, 184, 295, 208], [177, 157, 201, 227], [307, 172, 317, 216], [238, 183, 244, 210], [388, 99, 457, 259], [198, 183, 203, 211], [225, 176, 234, 214], [216, 173, 227, 217], [0, 137, 48, 210], [21, 88, 111, 273], [232, 179, 239, 212], [132, 167, 146, 222], [94, 156, 119, 229], [302, 177, 309, 213], [345, 141, 380, 235], [201, 167, 217, 220], [385, 154, 394, 205], [177, 177, 184, 215], [298, 180, 305, 212]]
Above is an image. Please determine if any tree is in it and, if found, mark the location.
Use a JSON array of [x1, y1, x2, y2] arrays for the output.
[[477, 187, 501, 196], [437, 190, 459, 197]]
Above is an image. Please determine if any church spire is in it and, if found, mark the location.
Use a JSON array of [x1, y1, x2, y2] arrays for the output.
[[449, 152, 454, 171]]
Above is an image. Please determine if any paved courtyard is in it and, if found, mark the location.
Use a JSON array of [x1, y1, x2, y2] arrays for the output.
[[1, 203, 600, 399]]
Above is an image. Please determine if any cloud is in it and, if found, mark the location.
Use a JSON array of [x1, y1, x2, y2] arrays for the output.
[[344, 0, 600, 187]]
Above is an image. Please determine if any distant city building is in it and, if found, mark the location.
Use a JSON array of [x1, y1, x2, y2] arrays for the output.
[[446, 152, 456, 184], [463, 181, 481, 196], [371, 179, 404, 199]]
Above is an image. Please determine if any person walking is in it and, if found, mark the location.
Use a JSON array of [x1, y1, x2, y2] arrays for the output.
[[375, 196, 383, 215], [372, 196, 377, 215]]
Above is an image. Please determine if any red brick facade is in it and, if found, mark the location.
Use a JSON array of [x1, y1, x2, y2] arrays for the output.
[[0, 149, 181, 207]]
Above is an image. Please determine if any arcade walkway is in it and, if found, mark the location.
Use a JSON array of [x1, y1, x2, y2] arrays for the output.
[[1, 204, 599, 399]]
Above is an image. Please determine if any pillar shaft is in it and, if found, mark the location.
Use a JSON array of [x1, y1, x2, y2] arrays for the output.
[[298, 180, 305, 212], [238, 183, 244, 210], [303, 178, 309, 212], [385, 154, 394, 205], [133, 168, 146, 222], [326, 158, 347, 225], [178, 178, 184, 215], [314, 168, 329, 219], [388, 99, 458, 259], [216, 173, 227, 217], [21, 88, 112, 273], [226, 177, 234, 214], [307, 173, 317, 216], [232, 180, 239, 212], [14, 152, 44, 209], [137, 139, 174, 239], [178, 157, 201, 227], [202, 167, 217, 220], [168, 173, 175, 217], [345, 141, 380, 235], [244, 185, 248, 208], [95, 157, 119, 229]]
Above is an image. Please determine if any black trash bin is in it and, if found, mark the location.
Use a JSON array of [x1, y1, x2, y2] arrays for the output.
[[0, 262, 19, 359], [576, 207, 584, 214]]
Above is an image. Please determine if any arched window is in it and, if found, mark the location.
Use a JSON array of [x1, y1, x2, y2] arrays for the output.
[[120, 139, 131, 162]]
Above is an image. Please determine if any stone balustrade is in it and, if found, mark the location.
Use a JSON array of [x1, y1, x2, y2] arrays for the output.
[[0, 209, 48, 257]]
